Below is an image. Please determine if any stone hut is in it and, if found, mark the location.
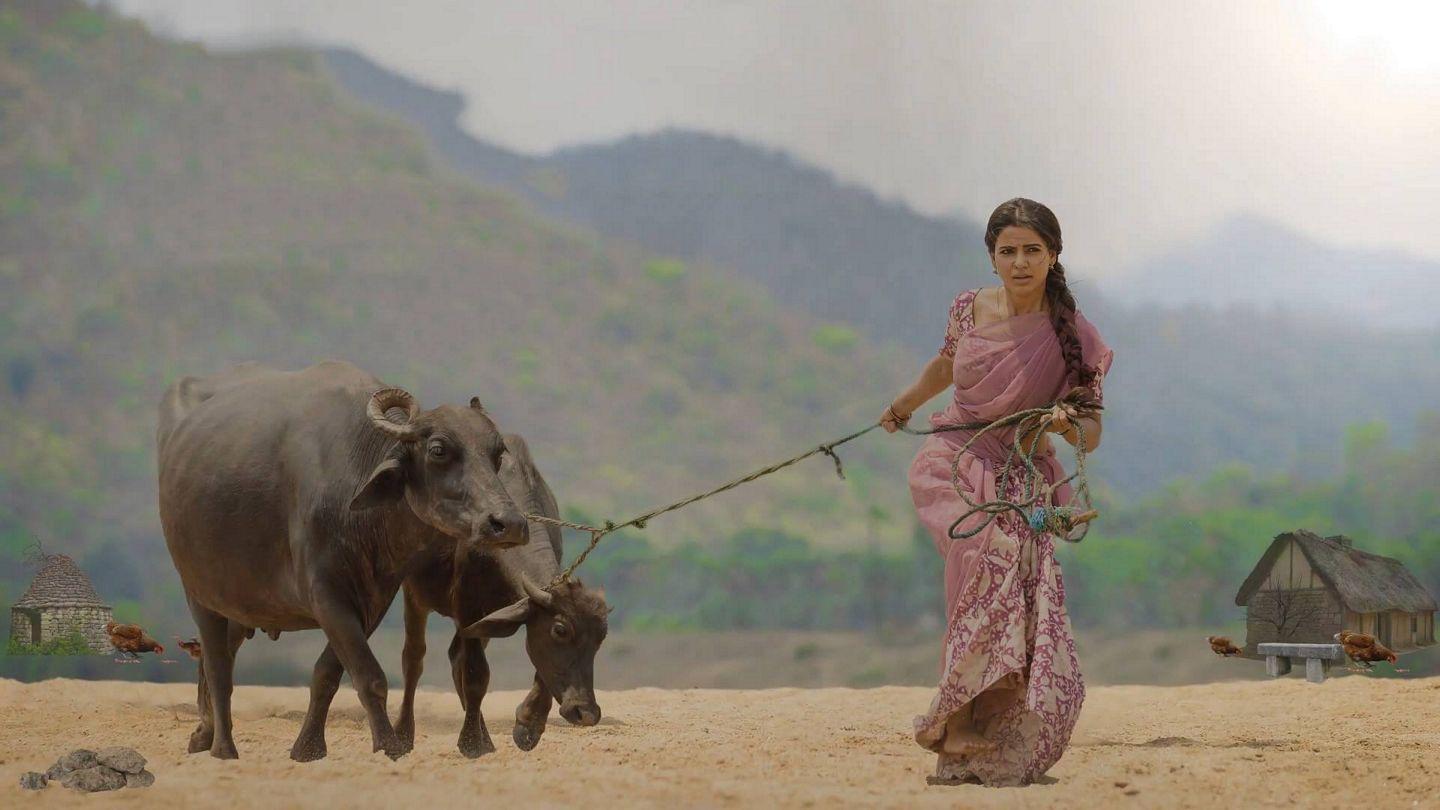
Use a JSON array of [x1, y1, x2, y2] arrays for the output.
[[1235, 529, 1438, 655], [9, 554, 113, 653]]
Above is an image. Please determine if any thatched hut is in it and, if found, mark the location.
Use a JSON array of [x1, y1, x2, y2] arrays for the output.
[[8, 553, 113, 653], [1235, 529, 1438, 655]]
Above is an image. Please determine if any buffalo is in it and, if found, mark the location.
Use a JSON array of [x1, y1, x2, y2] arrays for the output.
[[157, 361, 528, 760], [293, 432, 610, 758], [394, 433, 609, 756]]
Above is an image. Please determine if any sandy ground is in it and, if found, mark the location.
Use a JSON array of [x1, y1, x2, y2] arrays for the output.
[[3, 676, 1440, 809]]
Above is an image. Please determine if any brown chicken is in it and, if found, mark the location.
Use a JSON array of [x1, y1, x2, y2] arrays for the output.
[[1207, 635, 1243, 657], [1335, 631, 1397, 668], [105, 621, 164, 663]]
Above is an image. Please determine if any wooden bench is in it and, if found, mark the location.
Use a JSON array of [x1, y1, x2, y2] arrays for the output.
[[1256, 643, 1346, 683]]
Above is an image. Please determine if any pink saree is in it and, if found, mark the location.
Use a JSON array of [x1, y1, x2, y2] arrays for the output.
[[908, 288, 1114, 786]]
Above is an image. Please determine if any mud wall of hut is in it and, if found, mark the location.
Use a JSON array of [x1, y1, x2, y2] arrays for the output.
[[1245, 587, 1344, 648]]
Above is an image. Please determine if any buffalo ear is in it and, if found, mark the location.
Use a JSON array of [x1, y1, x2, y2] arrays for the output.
[[459, 598, 531, 639], [350, 458, 405, 511]]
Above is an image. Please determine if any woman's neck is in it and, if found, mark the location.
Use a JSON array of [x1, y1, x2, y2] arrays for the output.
[[1000, 285, 1047, 316]]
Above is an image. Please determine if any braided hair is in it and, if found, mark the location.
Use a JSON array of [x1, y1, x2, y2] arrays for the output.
[[983, 198, 1097, 390]]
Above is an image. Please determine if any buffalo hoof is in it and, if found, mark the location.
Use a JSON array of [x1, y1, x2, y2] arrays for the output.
[[187, 726, 213, 754], [377, 735, 412, 761], [512, 723, 544, 752], [395, 719, 416, 750], [289, 738, 327, 763], [210, 742, 239, 761], [458, 730, 496, 759]]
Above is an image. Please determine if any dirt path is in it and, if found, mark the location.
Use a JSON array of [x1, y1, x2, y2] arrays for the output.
[[3, 676, 1438, 808]]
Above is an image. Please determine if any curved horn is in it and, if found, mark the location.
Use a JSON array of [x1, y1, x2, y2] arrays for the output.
[[367, 387, 421, 440], [520, 573, 554, 610]]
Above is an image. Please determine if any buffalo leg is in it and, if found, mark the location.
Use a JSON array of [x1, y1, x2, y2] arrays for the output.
[[187, 625, 248, 754], [189, 657, 210, 753], [314, 597, 408, 760], [290, 644, 342, 762], [449, 635, 495, 757], [395, 590, 428, 748], [512, 673, 553, 752], [189, 601, 244, 759]]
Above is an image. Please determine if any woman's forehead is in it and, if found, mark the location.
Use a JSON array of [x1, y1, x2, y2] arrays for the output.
[[994, 225, 1045, 247]]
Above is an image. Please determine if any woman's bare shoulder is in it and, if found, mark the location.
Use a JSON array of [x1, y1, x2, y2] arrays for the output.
[[969, 286, 996, 326]]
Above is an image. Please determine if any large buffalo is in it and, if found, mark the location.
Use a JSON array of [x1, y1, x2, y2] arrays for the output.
[[157, 361, 528, 760], [395, 433, 609, 756]]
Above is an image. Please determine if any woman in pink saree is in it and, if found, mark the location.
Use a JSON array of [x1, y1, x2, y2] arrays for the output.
[[880, 198, 1114, 787]]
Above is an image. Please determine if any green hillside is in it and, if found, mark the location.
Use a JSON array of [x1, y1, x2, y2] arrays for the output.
[[0, 1, 928, 620]]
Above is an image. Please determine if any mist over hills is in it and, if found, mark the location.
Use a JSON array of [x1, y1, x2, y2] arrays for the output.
[[1102, 214, 1440, 332], [320, 47, 1440, 496]]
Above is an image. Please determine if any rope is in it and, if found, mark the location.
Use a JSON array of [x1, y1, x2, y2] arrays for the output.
[[533, 422, 882, 585], [897, 386, 1101, 543], [533, 388, 1101, 585]]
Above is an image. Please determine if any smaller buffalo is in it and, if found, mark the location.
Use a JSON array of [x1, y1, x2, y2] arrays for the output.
[[395, 432, 610, 756]]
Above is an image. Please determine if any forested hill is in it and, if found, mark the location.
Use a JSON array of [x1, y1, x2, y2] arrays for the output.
[[321, 47, 1440, 498], [0, 2, 923, 619]]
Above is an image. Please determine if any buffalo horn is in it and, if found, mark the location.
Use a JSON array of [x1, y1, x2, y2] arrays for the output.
[[366, 387, 421, 440], [520, 573, 555, 609]]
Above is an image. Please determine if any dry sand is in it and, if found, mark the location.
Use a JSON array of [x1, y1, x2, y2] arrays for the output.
[[3, 676, 1439, 809]]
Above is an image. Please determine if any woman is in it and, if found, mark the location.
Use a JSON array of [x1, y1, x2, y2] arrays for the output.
[[880, 198, 1114, 787]]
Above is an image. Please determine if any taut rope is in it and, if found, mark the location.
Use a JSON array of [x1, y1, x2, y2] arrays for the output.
[[534, 387, 1101, 585]]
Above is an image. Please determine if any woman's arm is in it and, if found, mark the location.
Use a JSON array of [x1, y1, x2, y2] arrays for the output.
[[880, 354, 953, 431]]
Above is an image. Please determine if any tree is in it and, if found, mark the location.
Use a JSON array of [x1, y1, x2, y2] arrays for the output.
[[1250, 587, 1327, 641]]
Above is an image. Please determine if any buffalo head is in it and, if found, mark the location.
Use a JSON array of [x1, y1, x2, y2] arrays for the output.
[[349, 388, 528, 549], [461, 575, 609, 726]]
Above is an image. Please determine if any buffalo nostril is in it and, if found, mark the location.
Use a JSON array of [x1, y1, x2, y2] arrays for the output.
[[486, 514, 507, 536]]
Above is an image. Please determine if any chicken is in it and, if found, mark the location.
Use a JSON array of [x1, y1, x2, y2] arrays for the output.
[[176, 637, 203, 660], [1207, 635, 1243, 657], [105, 621, 164, 663], [1334, 631, 1397, 669]]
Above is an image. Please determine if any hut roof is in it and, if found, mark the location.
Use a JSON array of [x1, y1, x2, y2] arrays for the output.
[[11, 554, 110, 609], [1235, 529, 1439, 614]]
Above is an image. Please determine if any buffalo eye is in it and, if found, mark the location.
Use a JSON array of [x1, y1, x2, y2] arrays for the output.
[[427, 440, 450, 461], [550, 622, 571, 642]]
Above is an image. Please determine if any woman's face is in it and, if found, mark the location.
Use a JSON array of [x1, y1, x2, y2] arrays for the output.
[[990, 226, 1055, 296]]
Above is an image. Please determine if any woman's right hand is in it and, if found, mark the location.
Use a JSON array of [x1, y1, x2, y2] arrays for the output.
[[880, 403, 911, 433]]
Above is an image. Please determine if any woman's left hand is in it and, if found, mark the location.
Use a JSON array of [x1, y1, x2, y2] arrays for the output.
[[1046, 403, 1075, 435]]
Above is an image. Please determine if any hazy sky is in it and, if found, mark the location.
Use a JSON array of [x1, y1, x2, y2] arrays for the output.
[[112, 0, 1440, 275]]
